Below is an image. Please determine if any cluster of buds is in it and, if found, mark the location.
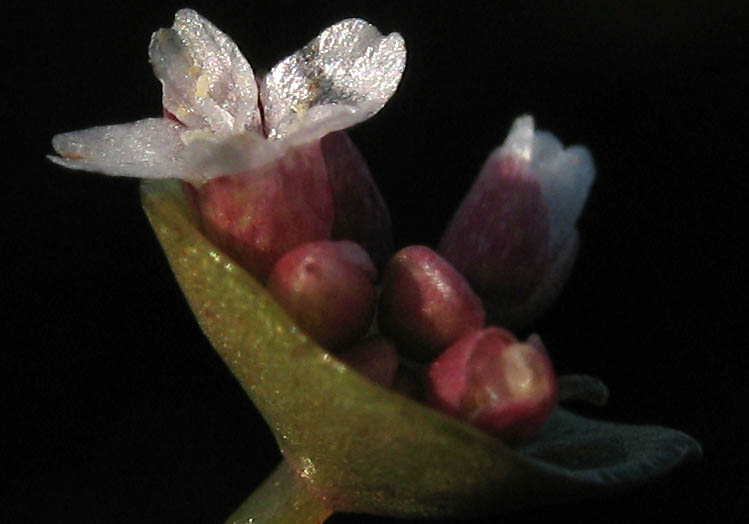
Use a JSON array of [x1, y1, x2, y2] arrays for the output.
[[49, 10, 594, 443]]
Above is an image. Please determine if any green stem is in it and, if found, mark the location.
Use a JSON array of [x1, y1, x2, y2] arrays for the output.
[[225, 461, 333, 524]]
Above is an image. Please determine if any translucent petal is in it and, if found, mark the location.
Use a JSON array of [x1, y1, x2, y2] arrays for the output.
[[181, 130, 287, 181], [260, 18, 406, 141], [500, 116, 596, 253], [49, 118, 188, 180], [149, 9, 261, 136]]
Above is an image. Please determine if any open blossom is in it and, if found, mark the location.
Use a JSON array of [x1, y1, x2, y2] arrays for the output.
[[439, 116, 595, 328], [49, 9, 405, 278]]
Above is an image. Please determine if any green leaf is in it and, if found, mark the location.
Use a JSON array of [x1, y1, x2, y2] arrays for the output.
[[141, 179, 701, 520]]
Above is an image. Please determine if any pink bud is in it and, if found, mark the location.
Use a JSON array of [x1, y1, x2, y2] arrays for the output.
[[378, 245, 486, 362], [194, 141, 334, 281], [427, 327, 557, 443], [337, 336, 400, 388], [440, 154, 550, 301], [266, 240, 377, 350], [439, 116, 594, 328], [321, 131, 394, 270]]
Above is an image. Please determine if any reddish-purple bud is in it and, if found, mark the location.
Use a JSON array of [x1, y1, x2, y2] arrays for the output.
[[439, 116, 594, 329], [427, 327, 557, 443], [266, 240, 377, 350], [195, 141, 334, 281], [338, 336, 400, 388], [322, 131, 394, 270], [489, 231, 580, 328], [440, 154, 550, 301], [378, 245, 486, 362]]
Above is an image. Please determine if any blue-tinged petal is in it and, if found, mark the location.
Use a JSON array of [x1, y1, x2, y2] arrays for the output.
[[49, 118, 188, 180], [501, 116, 596, 253], [261, 18, 406, 142]]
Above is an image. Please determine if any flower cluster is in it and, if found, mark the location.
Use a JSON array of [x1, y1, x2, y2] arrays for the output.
[[51, 9, 404, 276], [50, 10, 595, 443]]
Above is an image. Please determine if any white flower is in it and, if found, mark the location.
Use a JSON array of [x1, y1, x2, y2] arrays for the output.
[[49, 9, 406, 184]]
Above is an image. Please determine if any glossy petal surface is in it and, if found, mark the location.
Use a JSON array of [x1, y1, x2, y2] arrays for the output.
[[49, 118, 187, 179], [149, 9, 261, 135], [261, 19, 406, 144]]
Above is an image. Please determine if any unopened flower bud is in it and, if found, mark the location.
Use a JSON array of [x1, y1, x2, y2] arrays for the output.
[[427, 327, 556, 443], [439, 116, 594, 328], [378, 245, 486, 362], [322, 131, 394, 270], [338, 335, 400, 388], [195, 141, 334, 281], [492, 231, 580, 328], [266, 240, 377, 349]]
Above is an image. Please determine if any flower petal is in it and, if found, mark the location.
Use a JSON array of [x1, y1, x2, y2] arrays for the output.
[[149, 9, 261, 136], [49, 118, 188, 180], [260, 18, 406, 142], [501, 116, 595, 253], [181, 131, 287, 181]]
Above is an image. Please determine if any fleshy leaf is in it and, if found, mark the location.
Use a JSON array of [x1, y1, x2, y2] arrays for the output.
[[141, 179, 701, 520], [518, 408, 702, 494]]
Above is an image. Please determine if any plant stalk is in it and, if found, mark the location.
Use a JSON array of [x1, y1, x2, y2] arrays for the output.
[[225, 460, 333, 524]]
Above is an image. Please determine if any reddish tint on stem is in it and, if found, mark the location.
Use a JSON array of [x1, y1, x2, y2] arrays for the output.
[[378, 245, 485, 362], [439, 155, 550, 306], [427, 327, 556, 443], [337, 335, 400, 388], [266, 240, 377, 350], [194, 141, 334, 281], [322, 131, 394, 271]]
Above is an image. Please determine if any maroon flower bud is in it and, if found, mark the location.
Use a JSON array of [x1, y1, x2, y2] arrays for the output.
[[440, 153, 550, 301], [322, 131, 394, 271], [195, 141, 334, 281], [266, 240, 377, 350], [427, 327, 557, 443], [338, 336, 400, 388], [439, 116, 594, 329], [378, 245, 486, 362]]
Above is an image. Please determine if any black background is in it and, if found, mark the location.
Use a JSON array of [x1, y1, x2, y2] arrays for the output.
[[5, 1, 747, 522]]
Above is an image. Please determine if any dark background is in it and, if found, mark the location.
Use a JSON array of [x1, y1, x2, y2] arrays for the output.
[[5, 1, 747, 522]]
